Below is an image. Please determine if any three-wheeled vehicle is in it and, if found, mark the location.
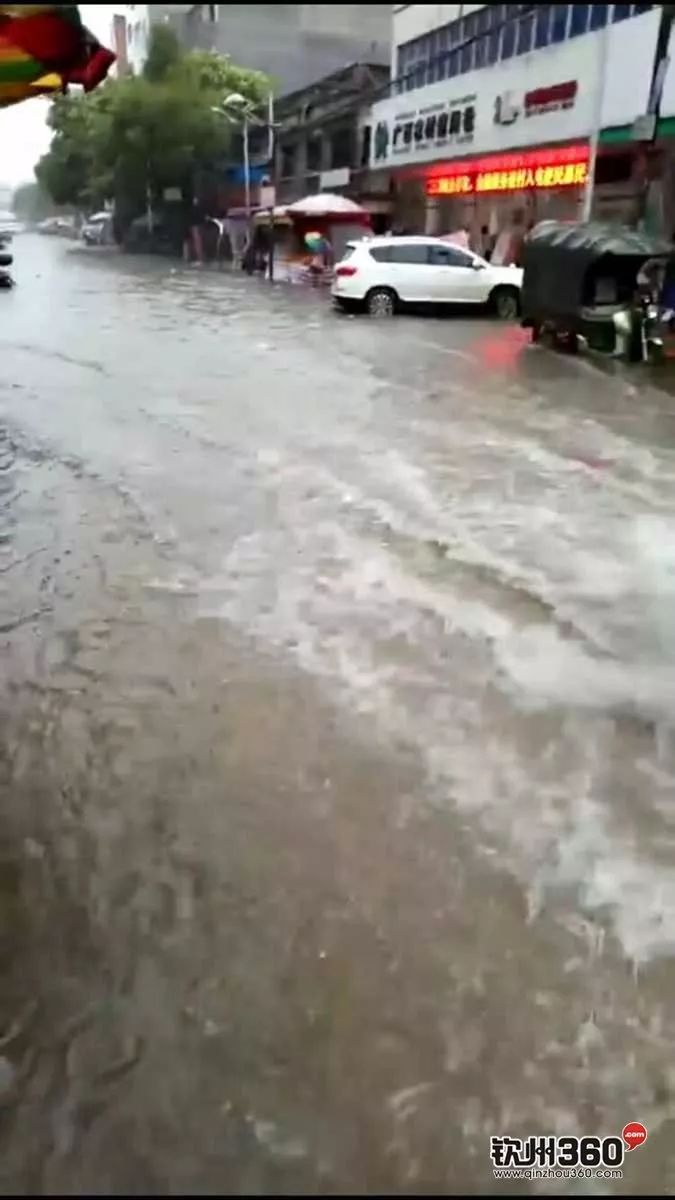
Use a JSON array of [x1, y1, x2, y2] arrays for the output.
[[521, 220, 673, 364]]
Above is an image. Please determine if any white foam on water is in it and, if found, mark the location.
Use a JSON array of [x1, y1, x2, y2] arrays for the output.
[[194, 435, 675, 963]]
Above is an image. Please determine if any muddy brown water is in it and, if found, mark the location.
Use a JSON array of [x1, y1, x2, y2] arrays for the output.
[[1, 235, 675, 1193]]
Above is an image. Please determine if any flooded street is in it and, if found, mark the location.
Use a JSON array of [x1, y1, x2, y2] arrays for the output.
[[3, 233, 675, 1193]]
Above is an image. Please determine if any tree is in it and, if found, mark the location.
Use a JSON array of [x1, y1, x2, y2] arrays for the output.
[[142, 24, 182, 84], [36, 34, 272, 234]]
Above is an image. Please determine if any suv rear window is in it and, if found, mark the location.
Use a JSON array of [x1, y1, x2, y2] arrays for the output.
[[389, 244, 429, 264], [369, 245, 394, 262]]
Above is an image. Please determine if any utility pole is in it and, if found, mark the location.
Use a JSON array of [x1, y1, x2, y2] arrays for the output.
[[633, 3, 675, 229], [581, 14, 611, 222], [267, 91, 277, 282]]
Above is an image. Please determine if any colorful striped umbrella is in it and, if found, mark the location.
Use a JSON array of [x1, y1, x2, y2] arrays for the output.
[[0, 4, 115, 109]]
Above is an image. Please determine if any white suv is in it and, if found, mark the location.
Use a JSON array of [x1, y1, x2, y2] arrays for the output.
[[331, 235, 522, 319]]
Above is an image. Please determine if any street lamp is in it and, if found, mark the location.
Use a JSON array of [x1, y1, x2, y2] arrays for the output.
[[212, 91, 279, 280], [211, 93, 258, 219]]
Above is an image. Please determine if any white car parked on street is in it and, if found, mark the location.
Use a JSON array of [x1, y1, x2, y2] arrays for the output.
[[331, 235, 523, 319]]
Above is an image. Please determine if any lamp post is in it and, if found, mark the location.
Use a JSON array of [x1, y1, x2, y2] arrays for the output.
[[212, 92, 254, 221], [213, 90, 278, 281]]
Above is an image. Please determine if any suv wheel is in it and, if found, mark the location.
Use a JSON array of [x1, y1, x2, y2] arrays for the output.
[[366, 287, 397, 317], [491, 286, 519, 321]]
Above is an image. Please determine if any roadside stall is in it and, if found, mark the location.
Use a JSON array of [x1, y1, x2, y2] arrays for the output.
[[254, 193, 371, 284]]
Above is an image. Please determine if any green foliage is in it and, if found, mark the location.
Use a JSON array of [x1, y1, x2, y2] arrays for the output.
[[142, 24, 182, 83], [36, 28, 272, 224]]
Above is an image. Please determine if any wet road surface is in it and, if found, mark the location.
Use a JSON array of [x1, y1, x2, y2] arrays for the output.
[[2, 235, 675, 1193]]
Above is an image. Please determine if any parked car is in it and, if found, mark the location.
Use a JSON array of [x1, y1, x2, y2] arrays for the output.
[[82, 211, 113, 246], [0, 211, 21, 240], [36, 216, 77, 237], [331, 235, 522, 319]]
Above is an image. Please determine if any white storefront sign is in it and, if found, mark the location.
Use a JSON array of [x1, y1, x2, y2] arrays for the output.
[[319, 167, 351, 190], [368, 10, 663, 173]]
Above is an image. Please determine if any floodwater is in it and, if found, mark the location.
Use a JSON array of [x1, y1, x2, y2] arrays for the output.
[[2, 234, 675, 1194]]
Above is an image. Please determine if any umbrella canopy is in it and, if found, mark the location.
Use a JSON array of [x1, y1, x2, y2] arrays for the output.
[[286, 193, 369, 221], [0, 4, 115, 109]]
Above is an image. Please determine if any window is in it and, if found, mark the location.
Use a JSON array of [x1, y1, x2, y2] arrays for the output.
[[460, 40, 474, 72], [569, 4, 589, 35], [589, 3, 608, 27], [437, 53, 449, 80], [369, 245, 394, 263], [360, 126, 371, 168], [535, 6, 551, 46], [474, 34, 488, 68], [633, 4, 652, 13], [517, 12, 534, 53], [429, 245, 473, 268], [489, 5, 506, 29], [477, 7, 490, 34], [612, 4, 631, 20], [390, 244, 430, 265], [551, 5, 569, 42], [449, 21, 461, 45], [488, 27, 501, 63], [501, 19, 516, 58], [461, 12, 478, 41], [447, 49, 459, 78]]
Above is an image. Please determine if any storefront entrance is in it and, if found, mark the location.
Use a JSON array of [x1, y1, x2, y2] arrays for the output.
[[421, 143, 590, 262]]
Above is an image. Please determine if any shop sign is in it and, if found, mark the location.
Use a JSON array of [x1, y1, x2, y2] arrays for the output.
[[494, 80, 577, 127], [525, 80, 577, 117], [374, 93, 476, 163], [426, 144, 589, 197]]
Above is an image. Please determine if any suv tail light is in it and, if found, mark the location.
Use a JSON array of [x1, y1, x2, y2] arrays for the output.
[[336, 265, 358, 277]]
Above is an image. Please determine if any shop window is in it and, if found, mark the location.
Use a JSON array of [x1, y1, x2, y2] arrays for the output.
[[535, 6, 551, 47], [612, 4, 631, 20], [569, 4, 589, 35], [589, 4, 609, 27], [460, 40, 474, 72], [594, 153, 633, 184], [474, 34, 488, 69], [501, 19, 516, 59], [517, 12, 534, 53], [550, 5, 569, 42]]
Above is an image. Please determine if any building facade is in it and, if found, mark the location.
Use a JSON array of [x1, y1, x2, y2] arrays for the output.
[[273, 63, 390, 215], [157, 4, 392, 96], [362, 4, 672, 245]]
